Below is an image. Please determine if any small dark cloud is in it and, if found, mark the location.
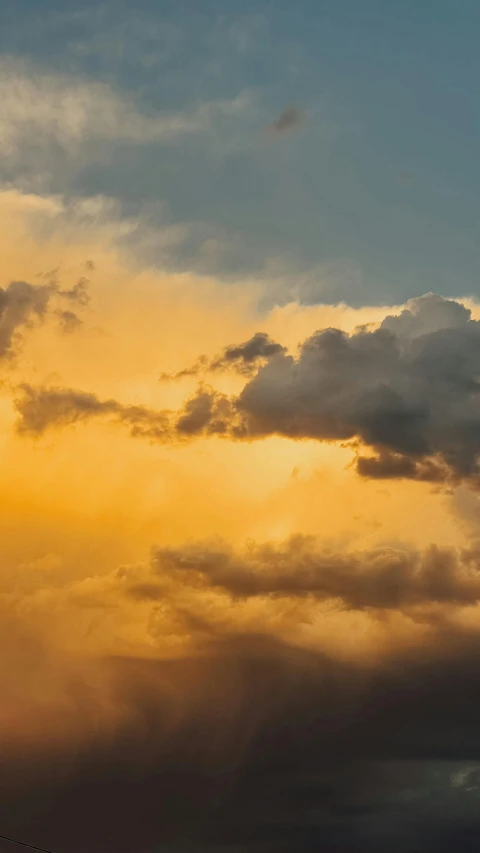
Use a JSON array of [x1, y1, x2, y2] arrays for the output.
[[209, 332, 286, 374], [265, 106, 306, 136], [0, 273, 89, 361], [0, 280, 52, 358], [58, 276, 91, 307], [160, 333, 285, 381], [159, 355, 209, 382], [57, 310, 83, 334]]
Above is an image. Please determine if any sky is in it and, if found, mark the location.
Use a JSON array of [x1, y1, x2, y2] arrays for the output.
[[2, 2, 480, 851]]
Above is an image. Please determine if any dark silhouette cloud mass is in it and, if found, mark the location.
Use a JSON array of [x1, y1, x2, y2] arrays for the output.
[[231, 294, 480, 482], [17, 293, 480, 487]]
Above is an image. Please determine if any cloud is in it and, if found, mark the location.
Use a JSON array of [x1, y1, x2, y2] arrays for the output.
[[0, 275, 87, 359], [15, 384, 171, 439], [3, 590, 480, 851], [143, 536, 480, 611], [57, 275, 90, 307], [15, 382, 247, 446], [0, 58, 252, 180], [159, 332, 286, 380], [265, 106, 306, 136], [355, 450, 449, 481], [174, 386, 235, 436], [3, 518, 480, 850], [381, 292, 471, 340], [0, 280, 52, 358], [56, 309, 84, 334], [168, 293, 480, 484], [17, 293, 480, 486]]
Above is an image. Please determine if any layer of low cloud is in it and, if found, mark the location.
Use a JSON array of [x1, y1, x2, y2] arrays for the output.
[[145, 536, 480, 611]]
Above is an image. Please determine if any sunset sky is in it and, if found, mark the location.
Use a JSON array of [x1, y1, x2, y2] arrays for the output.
[[2, 2, 480, 852]]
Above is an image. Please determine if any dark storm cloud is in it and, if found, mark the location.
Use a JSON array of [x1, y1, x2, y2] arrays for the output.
[[4, 631, 480, 852], [144, 537, 480, 611], [159, 332, 286, 380]]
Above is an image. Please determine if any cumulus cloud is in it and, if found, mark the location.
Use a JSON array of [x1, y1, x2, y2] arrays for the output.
[[167, 293, 480, 484], [232, 294, 480, 480], [381, 292, 471, 340]]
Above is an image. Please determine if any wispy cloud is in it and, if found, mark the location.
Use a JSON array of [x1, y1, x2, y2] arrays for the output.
[[159, 332, 286, 381], [0, 58, 253, 178]]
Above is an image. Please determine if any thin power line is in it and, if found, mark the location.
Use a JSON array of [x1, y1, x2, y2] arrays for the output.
[[0, 834, 57, 853]]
